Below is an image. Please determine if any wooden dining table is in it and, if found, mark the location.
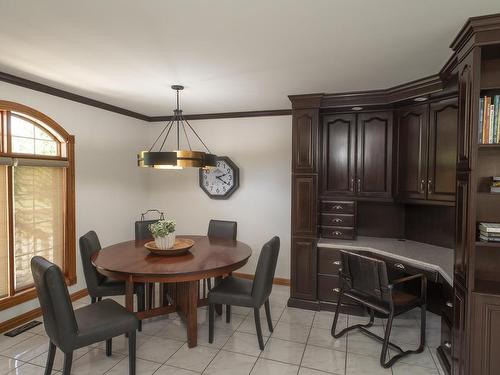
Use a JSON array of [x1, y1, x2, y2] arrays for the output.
[[92, 235, 252, 347]]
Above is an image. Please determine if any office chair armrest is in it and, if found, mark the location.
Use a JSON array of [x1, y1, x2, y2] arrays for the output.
[[388, 273, 427, 302]]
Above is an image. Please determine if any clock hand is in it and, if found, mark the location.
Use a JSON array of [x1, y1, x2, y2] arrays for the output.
[[216, 175, 231, 185]]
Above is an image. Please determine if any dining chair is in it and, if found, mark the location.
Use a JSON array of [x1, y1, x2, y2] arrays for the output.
[[79, 230, 145, 330], [331, 250, 427, 368], [206, 219, 238, 320], [31, 256, 138, 375], [208, 236, 280, 350]]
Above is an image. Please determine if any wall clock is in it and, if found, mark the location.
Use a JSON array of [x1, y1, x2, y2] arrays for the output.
[[199, 156, 239, 199]]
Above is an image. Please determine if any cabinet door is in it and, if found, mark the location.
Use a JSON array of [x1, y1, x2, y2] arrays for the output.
[[290, 237, 317, 300], [457, 49, 480, 171], [291, 174, 317, 236], [321, 114, 356, 196], [452, 283, 467, 375], [471, 292, 500, 375], [292, 109, 319, 173], [396, 105, 428, 201], [428, 99, 458, 202], [356, 112, 393, 198], [455, 172, 470, 286]]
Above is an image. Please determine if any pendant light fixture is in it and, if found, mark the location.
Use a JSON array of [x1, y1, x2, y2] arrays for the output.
[[137, 85, 217, 169]]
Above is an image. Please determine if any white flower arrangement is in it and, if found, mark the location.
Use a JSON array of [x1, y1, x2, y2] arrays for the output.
[[148, 220, 176, 238]]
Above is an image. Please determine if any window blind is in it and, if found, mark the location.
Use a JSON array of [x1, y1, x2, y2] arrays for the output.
[[0, 166, 8, 298], [13, 166, 64, 290]]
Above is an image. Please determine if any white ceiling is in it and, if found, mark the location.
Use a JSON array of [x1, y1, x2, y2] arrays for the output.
[[0, 1, 499, 116]]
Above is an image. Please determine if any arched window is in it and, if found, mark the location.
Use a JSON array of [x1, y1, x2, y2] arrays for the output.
[[0, 101, 75, 310]]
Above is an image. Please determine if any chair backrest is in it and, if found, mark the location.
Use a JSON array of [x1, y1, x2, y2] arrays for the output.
[[251, 236, 280, 305], [135, 220, 157, 241], [339, 251, 391, 303], [31, 256, 78, 352], [79, 230, 104, 296], [207, 219, 237, 240]]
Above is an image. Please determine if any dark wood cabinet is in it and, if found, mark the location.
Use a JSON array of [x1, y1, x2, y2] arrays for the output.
[[397, 105, 429, 200], [321, 114, 356, 196], [293, 109, 319, 173], [292, 174, 317, 236], [291, 237, 317, 300], [397, 99, 457, 203], [356, 112, 393, 198], [452, 283, 467, 375], [471, 292, 500, 375], [428, 99, 458, 202], [321, 111, 393, 199], [454, 172, 470, 287]]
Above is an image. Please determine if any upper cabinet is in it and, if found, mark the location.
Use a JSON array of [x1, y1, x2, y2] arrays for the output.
[[292, 109, 319, 173], [321, 111, 393, 200], [396, 98, 458, 204]]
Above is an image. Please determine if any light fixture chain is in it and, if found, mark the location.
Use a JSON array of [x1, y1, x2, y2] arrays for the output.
[[182, 116, 212, 154], [159, 121, 175, 151], [149, 120, 173, 152]]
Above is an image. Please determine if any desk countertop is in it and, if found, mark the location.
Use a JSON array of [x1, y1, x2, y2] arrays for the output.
[[318, 236, 454, 285]]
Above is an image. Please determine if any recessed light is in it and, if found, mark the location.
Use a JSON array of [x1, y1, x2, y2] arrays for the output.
[[351, 106, 363, 111], [414, 97, 428, 102]]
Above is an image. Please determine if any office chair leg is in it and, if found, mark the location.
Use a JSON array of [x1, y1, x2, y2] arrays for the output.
[[128, 330, 136, 375], [418, 304, 427, 352], [62, 352, 73, 375], [44, 342, 56, 375], [380, 311, 394, 367], [106, 338, 112, 356], [226, 305, 231, 323], [208, 303, 215, 343], [254, 308, 265, 350], [331, 291, 344, 338], [264, 299, 273, 333]]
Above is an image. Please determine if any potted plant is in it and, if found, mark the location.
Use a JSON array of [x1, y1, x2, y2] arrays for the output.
[[149, 219, 176, 250]]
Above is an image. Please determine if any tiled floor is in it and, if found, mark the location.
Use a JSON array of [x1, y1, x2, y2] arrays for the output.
[[0, 285, 445, 374]]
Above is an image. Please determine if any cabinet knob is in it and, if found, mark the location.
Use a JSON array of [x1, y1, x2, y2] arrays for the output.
[[357, 178, 361, 193], [333, 231, 343, 236], [332, 260, 341, 265], [428, 179, 432, 194], [350, 178, 355, 192], [420, 179, 425, 193], [332, 288, 340, 293], [444, 341, 451, 350], [333, 218, 343, 223], [446, 301, 453, 308], [333, 205, 343, 210], [394, 263, 405, 270]]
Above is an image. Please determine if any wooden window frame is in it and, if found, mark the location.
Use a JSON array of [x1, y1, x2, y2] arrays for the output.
[[0, 101, 76, 311]]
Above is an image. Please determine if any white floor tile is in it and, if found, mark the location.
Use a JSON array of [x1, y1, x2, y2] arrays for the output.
[[392, 363, 439, 375], [301, 345, 346, 374], [250, 358, 299, 375], [313, 311, 348, 331], [166, 343, 218, 372], [223, 331, 268, 357], [271, 322, 311, 343], [298, 367, 331, 375], [29, 346, 89, 371], [279, 308, 315, 327], [346, 352, 391, 375], [238, 315, 274, 337], [0, 332, 35, 353], [70, 348, 124, 375], [307, 328, 346, 351], [260, 338, 305, 365], [105, 357, 161, 375], [203, 350, 256, 375], [6, 362, 57, 374], [0, 334, 49, 362], [154, 365, 200, 375], [0, 355, 23, 374], [136, 335, 184, 363]]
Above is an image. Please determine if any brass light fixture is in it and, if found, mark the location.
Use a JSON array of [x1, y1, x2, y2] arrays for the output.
[[137, 85, 217, 169]]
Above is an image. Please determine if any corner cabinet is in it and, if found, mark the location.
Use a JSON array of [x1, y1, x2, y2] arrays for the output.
[[292, 109, 319, 173], [321, 111, 393, 199]]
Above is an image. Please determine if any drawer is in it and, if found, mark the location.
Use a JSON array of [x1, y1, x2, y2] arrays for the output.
[[440, 315, 452, 364], [321, 201, 355, 214], [317, 274, 357, 305], [374, 254, 440, 283], [318, 247, 342, 275], [321, 226, 355, 240], [321, 213, 355, 227]]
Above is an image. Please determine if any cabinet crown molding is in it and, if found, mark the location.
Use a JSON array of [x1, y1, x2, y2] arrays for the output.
[[450, 13, 500, 53]]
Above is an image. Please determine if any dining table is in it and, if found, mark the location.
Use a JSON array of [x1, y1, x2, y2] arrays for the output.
[[92, 235, 252, 347]]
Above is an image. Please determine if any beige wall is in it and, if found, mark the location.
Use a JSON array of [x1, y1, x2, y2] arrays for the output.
[[0, 82, 149, 321], [146, 116, 292, 279]]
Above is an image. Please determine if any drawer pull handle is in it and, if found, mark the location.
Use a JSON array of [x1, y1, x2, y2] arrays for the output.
[[444, 341, 451, 349], [394, 263, 405, 270], [332, 261, 341, 265], [332, 288, 340, 293], [333, 205, 343, 210], [333, 231, 343, 236], [446, 301, 453, 308], [333, 218, 343, 223]]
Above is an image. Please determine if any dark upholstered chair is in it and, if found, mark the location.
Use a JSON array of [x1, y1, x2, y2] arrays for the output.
[[208, 236, 280, 350], [207, 219, 237, 240], [31, 256, 138, 375], [135, 209, 164, 241], [79, 231, 145, 330], [206, 219, 238, 319], [331, 251, 427, 368]]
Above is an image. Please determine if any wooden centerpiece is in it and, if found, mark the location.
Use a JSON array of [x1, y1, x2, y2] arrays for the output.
[[147, 219, 193, 255], [145, 238, 195, 256]]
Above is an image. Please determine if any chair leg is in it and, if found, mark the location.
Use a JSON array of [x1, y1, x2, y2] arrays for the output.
[[226, 305, 231, 323], [380, 311, 394, 367], [331, 290, 344, 338], [62, 352, 73, 375], [91, 296, 96, 304], [418, 304, 427, 351], [97, 297, 102, 302], [44, 342, 56, 375], [254, 308, 264, 350], [264, 300, 274, 333], [138, 290, 145, 332], [209, 303, 215, 343], [106, 338, 112, 356], [128, 330, 136, 375]]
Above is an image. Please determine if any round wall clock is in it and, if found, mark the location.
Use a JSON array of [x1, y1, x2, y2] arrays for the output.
[[199, 156, 239, 199]]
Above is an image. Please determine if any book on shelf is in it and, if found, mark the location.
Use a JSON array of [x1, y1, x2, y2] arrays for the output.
[[479, 222, 500, 234], [479, 95, 500, 144], [490, 177, 500, 193], [479, 235, 500, 242], [480, 230, 500, 238]]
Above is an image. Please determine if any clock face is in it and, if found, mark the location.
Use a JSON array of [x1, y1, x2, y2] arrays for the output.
[[199, 156, 239, 199]]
